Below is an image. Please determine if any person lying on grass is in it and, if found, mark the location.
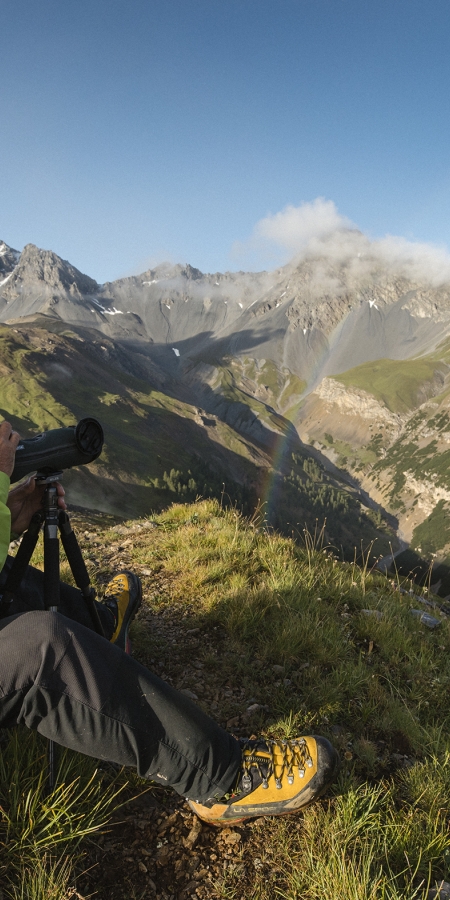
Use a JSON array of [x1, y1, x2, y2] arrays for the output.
[[0, 419, 338, 825]]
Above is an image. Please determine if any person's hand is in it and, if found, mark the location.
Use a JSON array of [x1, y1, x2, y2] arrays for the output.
[[7, 477, 67, 536], [0, 421, 20, 477]]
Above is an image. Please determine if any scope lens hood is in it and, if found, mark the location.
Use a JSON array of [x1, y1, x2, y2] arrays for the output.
[[75, 417, 104, 456]]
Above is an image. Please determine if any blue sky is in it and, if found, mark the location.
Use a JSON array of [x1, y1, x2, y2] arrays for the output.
[[1, 0, 450, 282]]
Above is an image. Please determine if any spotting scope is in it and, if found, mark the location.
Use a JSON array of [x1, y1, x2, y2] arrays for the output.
[[10, 417, 104, 483]]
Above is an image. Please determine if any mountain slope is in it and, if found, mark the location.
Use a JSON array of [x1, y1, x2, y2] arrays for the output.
[[3, 238, 450, 560], [0, 317, 395, 555]]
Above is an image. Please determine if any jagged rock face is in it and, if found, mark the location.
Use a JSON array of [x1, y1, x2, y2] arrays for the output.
[[97, 254, 450, 387], [0, 241, 20, 279], [2, 244, 450, 387], [18, 244, 98, 294], [1, 243, 97, 296], [0, 243, 102, 324], [298, 377, 405, 446]]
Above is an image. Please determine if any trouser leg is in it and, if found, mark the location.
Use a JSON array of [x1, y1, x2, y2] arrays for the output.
[[0, 556, 114, 638], [0, 611, 241, 803]]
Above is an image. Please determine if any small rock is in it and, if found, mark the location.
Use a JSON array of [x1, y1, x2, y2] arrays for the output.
[[157, 811, 178, 833], [245, 703, 261, 715], [179, 688, 199, 700], [155, 844, 170, 864], [272, 664, 284, 673], [222, 830, 241, 845], [361, 609, 383, 620], [138, 861, 148, 873], [141, 568, 152, 576], [226, 715, 240, 728], [183, 818, 202, 849], [428, 881, 450, 899], [410, 609, 442, 629], [415, 594, 435, 609], [181, 882, 199, 897]]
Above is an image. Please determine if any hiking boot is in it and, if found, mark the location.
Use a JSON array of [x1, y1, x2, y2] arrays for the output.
[[102, 571, 142, 653], [187, 735, 339, 826]]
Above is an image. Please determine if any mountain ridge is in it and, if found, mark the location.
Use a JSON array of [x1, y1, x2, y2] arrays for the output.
[[2, 238, 450, 568]]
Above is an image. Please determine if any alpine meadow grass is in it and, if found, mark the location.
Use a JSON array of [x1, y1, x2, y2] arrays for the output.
[[3, 498, 450, 898]]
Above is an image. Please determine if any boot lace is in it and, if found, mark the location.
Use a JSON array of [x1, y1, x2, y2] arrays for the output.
[[241, 738, 314, 791]]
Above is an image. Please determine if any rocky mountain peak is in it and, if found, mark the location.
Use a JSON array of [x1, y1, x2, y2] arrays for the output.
[[181, 263, 203, 281], [15, 244, 98, 294]]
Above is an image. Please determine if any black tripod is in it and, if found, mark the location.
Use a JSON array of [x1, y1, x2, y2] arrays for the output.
[[2, 472, 105, 791]]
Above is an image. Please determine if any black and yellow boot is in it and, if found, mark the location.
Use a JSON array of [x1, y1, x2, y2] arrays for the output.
[[187, 735, 339, 826], [102, 571, 142, 653]]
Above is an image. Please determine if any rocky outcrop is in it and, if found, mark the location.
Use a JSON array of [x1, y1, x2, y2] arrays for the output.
[[0, 241, 20, 279], [2, 243, 98, 296], [313, 378, 403, 428]]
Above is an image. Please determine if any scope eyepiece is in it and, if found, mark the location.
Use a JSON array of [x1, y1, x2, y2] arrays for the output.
[[10, 417, 104, 484]]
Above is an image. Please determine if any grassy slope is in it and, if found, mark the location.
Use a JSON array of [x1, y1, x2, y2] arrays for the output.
[[201, 356, 395, 555], [0, 325, 261, 515], [334, 357, 448, 414], [227, 357, 306, 419], [4, 501, 450, 899], [0, 324, 394, 554]]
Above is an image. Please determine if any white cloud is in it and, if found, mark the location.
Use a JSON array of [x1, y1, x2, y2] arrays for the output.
[[255, 198, 353, 255], [233, 198, 450, 286], [372, 234, 450, 285]]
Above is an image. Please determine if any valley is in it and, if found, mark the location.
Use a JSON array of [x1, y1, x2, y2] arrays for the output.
[[2, 237, 450, 575]]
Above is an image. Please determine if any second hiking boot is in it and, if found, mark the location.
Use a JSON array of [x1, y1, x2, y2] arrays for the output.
[[187, 735, 339, 825], [102, 571, 142, 653]]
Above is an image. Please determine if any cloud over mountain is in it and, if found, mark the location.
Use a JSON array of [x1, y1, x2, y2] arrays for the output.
[[235, 198, 450, 287]]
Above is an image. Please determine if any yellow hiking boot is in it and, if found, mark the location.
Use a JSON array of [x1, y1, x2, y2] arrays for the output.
[[102, 571, 142, 653], [187, 735, 339, 826]]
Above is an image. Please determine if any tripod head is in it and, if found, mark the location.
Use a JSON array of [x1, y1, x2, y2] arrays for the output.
[[35, 472, 63, 484], [11, 418, 104, 484]]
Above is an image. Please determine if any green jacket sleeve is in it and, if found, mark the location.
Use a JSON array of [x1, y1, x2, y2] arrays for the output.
[[0, 471, 11, 574]]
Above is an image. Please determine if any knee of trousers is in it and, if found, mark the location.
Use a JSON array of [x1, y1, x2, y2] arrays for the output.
[[0, 608, 127, 722], [0, 610, 79, 696]]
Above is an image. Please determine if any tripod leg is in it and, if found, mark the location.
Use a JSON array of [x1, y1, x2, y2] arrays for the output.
[[0, 512, 43, 608], [42, 483, 62, 794], [58, 511, 105, 637], [44, 488, 60, 614]]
